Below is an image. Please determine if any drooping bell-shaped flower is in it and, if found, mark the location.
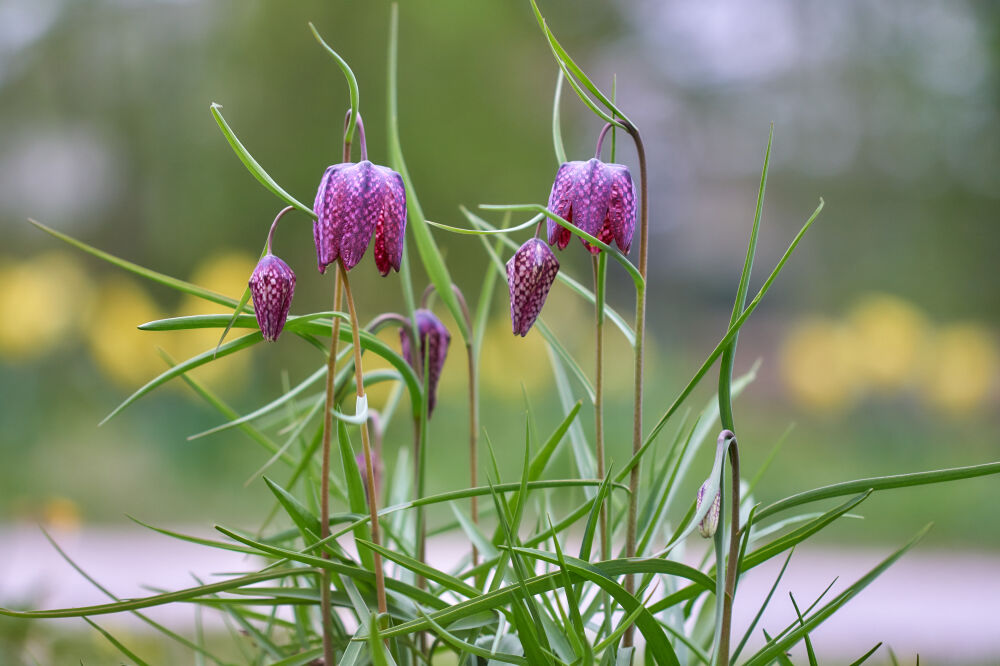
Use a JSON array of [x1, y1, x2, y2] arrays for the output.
[[506, 238, 559, 337], [399, 309, 451, 416], [249, 254, 296, 342], [313, 161, 407, 276], [546, 158, 636, 255], [249, 208, 297, 342], [696, 480, 721, 539]]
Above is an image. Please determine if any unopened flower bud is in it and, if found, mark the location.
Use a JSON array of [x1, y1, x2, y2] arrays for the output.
[[399, 309, 451, 416], [697, 481, 721, 539], [249, 254, 295, 342], [506, 238, 559, 336]]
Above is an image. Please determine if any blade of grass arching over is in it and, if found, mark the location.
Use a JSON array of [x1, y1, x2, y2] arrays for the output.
[[308, 22, 360, 145], [730, 549, 794, 664], [719, 125, 772, 430], [41, 529, 228, 666], [745, 525, 931, 666], [83, 618, 151, 666], [338, 419, 374, 570], [510, 548, 681, 666], [28, 218, 246, 310], [848, 642, 884, 666], [126, 516, 261, 556], [210, 104, 312, 216], [216, 257, 258, 353], [190, 573, 284, 662], [464, 206, 635, 345], [356, 539, 480, 598], [528, 0, 632, 125], [417, 607, 529, 665], [0, 569, 307, 619], [552, 70, 567, 164], [757, 461, 1000, 521], [100, 331, 265, 425], [643, 198, 824, 451], [386, 4, 468, 342], [214, 527, 446, 610]]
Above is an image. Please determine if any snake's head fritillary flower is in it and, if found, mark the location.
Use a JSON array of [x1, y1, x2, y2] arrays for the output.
[[546, 158, 636, 255], [313, 160, 407, 276], [248, 253, 295, 342], [506, 238, 559, 337], [696, 480, 721, 539], [399, 309, 451, 416]]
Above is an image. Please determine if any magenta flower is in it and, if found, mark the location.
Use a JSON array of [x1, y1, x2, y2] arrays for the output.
[[399, 309, 451, 415], [506, 238, 559, 337], [546, 158, 636, 255], [313, 160, 407, 276], [249, 254, 296, 342]]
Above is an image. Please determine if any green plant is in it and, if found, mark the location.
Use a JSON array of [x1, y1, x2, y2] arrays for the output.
[[4, 4, 999, 665]]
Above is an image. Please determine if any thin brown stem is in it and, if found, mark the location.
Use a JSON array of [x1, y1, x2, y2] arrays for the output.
[[718, 440, 741, 666], [339, 259, 388, 617], [623, 121, 648, 647], [265, 206, 294, 255], [319, 270, 343, 666]]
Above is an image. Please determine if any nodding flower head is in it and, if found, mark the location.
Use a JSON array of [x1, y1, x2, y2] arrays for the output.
[[696, 480, 721, 539], [506, 238, 559, 336], [249, 254, 296, 342], [546, 158, 636, 255], [399, 309, 451, 416], [313, 160, 407, 276], [249, 207, 296, 342]]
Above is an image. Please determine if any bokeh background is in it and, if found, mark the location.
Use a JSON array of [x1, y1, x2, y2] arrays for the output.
[[1, 0, 998, 661]]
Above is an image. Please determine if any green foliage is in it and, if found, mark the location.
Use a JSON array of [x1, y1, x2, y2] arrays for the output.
[[5, 3, 999, 665]]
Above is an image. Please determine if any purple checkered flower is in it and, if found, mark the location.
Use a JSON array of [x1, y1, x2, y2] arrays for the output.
[[546, 158, 636, 255], [506, 238, 559, 337], [696, 480, 721, 539], [313, 160, 407, 276], [249, 253, 296, 342], [399, 309, 451, 416]]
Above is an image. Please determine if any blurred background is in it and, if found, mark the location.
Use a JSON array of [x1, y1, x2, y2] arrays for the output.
[[1, 0, 998, 662]]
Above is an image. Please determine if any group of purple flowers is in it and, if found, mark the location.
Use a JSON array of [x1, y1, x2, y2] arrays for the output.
[[247, 119, 637, 408]]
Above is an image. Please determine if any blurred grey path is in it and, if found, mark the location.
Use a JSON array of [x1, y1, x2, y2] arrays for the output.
[[2, 526, 998, 663]]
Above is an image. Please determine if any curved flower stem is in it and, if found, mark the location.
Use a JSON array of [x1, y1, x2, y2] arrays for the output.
[[622, 120, 648, 647], [342, 109, 368, 163], [265, 206, 294, 255], [319, 270, 343, 666], [594, 121, 614, 160], [717, 438, 741, 666], [339, 258, 388, 617]]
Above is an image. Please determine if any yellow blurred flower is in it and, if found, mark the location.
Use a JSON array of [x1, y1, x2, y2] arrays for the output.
[[0, 251, 93, 360], [480, 315, 552, 400], [921, 323, 998, 414], [847, 293, 928, 390], [166, 250, 256, 387], [86, 279, 163, 386], [42, 496, 81, 530], [779, 317, 861, 411]]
